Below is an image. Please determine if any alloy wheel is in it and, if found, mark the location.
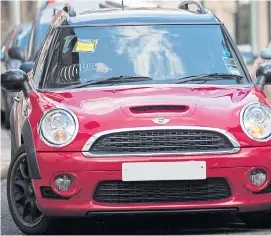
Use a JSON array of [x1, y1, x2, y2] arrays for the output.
[[9, 153, 44, 227]]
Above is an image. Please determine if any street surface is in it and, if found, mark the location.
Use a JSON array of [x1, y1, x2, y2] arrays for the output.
[[1, 125, 11, 179], [1, 125, 271, 235]]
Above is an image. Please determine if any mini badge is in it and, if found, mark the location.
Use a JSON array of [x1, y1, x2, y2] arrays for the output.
[[73, 39, 98, 53], [152, 118, 170, 125]]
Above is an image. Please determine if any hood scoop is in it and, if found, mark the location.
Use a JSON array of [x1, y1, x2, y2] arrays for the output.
[[130, 105, 188, 114], [121, 103, 197, 118]]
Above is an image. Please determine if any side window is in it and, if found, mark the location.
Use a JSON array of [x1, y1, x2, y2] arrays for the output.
[[42, 34, 61, 88], [31, 26, 55, 87]]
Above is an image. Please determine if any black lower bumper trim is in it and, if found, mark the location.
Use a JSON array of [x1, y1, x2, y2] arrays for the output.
[[86, 208, 239, 217]]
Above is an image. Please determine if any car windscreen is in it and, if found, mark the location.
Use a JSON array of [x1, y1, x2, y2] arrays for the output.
[[44, 24, 249, 89]]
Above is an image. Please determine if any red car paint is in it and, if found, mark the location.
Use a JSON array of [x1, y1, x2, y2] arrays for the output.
[[23, 83, 271, 216]]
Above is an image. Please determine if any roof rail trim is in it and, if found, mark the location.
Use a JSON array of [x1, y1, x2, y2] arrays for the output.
[[178, 1, 206, 14]]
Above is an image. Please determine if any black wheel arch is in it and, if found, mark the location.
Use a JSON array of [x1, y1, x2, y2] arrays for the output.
[[21, 118, 42, 179]]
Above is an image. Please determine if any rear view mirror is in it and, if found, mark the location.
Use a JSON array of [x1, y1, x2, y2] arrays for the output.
[[256, 63, 271, 89], [260, 48, 271, 60], [1, 69, 31, 97], [8, 47, 25, 61], [1, 69, 28, 92]]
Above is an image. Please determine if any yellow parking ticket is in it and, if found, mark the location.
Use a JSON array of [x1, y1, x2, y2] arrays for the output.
[[73, 39, 98, 53]]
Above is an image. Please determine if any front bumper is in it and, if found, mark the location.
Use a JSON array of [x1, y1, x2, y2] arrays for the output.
[[33, 146, 271, 217]]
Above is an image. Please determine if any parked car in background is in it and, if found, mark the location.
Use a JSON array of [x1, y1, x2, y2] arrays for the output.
[[251, 41, 271, 80], [237, 44, 255, 66], [25, 2, 63, 62], [1, 24, 31, 128], [17, 0, 107, 68], [251, 41, 271, 99]]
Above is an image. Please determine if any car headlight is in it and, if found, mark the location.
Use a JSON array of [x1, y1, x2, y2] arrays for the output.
[[240, 102, 271, 142], [38, 108, 79, 147]]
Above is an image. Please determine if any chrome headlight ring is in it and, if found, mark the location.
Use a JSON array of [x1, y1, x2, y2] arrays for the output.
[[240, 102, 271, 142], [38, 108, 79, 147]]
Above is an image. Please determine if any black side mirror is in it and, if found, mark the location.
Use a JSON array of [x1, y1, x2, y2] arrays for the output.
[[1, 69, 31, 97], [8, 47, 25, 61], [20, 61, 35, 73], [260, 48, 271, 60], [255, 63, 271, 89]]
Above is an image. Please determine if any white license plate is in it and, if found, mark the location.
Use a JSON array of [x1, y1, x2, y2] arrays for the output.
[[122, 161, 206, 181]]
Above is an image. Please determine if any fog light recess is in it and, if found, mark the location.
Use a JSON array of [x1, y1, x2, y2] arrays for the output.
[[54, 174, 72, 192], [249, 169, 267, 187]]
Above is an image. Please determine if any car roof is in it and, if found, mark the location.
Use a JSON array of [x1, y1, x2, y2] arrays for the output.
[[64, 8, 220, 27]]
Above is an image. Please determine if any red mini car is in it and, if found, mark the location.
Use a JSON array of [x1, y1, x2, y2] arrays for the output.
[[1, 2, 271, 235]]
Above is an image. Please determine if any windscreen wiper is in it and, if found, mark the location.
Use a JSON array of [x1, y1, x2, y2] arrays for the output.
[[65, 76, 153, 90], [172, 73, 244, 84]]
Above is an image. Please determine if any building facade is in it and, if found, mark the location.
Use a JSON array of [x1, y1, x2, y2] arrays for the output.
[[148, 0, 271, 55]]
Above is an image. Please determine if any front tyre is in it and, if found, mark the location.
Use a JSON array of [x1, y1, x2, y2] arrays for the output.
[[7, 146, 52, 235], [238, 211, 271, 229]]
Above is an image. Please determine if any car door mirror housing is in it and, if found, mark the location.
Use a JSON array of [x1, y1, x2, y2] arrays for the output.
[[260, 48, 271, 60], [1, 69, 31, 97], [8, 47, 25, 61], [20, 61, 35, 73], [255, 63, 271, 89]]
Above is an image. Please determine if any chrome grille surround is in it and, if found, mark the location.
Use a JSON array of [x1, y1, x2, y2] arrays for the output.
[[82, 126, 240, 157]]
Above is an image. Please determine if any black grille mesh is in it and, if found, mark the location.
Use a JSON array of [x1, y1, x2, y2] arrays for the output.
[[89, 129, 234, 155], [130, 105, 187, 113], [93, 178, 232, 204]]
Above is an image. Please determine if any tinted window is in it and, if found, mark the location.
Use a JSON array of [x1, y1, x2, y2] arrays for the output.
[[44, 24, 248, 89]]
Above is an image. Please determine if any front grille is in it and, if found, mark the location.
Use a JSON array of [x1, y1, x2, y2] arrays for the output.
[[89, 129, 234, 155], [93, 178, 232, 204], [130, 105, 187, 113]]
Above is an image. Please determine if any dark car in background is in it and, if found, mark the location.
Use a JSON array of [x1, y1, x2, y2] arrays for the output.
[[26, 0, 107, 62], [251, 40, 271, 80], [1, 24, 31, 128], [237, 44, 256, 66], [251, 40, 271, 100], [2, 1, 107, 129]]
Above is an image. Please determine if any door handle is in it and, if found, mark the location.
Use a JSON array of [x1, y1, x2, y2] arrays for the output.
[[13, 96, 21, 102]]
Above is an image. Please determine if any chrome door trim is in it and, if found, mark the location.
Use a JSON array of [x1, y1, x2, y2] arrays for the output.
[[81, 126, 241, 157]]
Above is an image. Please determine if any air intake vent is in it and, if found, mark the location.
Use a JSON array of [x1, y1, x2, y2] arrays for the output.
[[130, 105, 188, 113], [40, 187, 70, 200], [94, 178, 232, 204]]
